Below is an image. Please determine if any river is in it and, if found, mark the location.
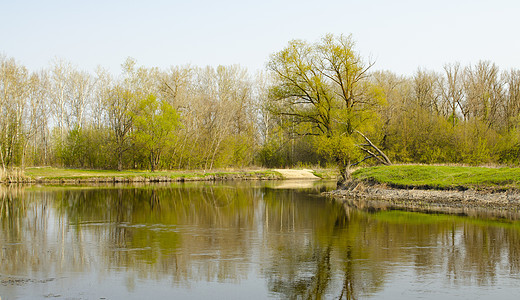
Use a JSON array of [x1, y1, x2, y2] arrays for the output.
[[1, 181, 520, 299]]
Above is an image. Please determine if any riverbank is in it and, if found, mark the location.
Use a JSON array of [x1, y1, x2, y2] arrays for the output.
[[0, 167, 333, 184], [352, 165, 520, 191], [326, 165, 520, 211]]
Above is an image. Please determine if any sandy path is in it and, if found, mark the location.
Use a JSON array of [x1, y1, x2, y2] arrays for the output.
[[273, 169, 319, 179]]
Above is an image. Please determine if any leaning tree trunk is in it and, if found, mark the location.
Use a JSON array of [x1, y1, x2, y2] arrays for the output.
[[355, 131, 392, 166], [336, 131, 393, 189]]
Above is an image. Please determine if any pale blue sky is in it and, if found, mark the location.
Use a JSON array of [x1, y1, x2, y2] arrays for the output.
[[1, 0, 519, 75]]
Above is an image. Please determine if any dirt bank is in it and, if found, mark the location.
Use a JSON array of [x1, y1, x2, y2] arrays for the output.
[[325, 180, 520, 211]]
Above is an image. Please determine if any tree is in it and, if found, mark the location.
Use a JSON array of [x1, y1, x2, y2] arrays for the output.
[[463, 61, 503, 128], [132, 95, 180, 172], [22, 71, 48, 168], [48, 59, 71, 138], [159, 65, 258, 170], [413, 68, 441, 114], [67, 69, 94, 129], [267, 34, 390, 182], [440, 63, 465, 126], [502, 69, 520, 131], [104, 86, 137, 171], [0, 56, 29, 172]]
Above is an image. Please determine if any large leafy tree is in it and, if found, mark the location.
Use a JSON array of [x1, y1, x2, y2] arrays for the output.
[[267, 34, 390, 182], [133, 95, 180, 172]]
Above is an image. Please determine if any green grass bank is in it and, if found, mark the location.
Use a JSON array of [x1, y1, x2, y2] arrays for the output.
[[0, 167, 336, 184], [352, 165, 520, 191], [3, 167, 280, 184]]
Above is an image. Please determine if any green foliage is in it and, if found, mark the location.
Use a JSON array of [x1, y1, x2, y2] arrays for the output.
[[132, 95, 181, 172], [256, 133, 327, 168], [496, 128, 520, 165], [314, 134, 360, 167], [57, 126, 87, 167], [214, 134, 257, 168], [451, 120, 498, 165], [384, 108, 456, 164], [256, 139, 287, 168], [267, 34, 385, 175], [268, 34, 375, 136], [55, 126, 113, 169]]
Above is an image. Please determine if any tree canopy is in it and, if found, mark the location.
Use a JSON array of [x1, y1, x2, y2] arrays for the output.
[[267, 34, 390, 180]]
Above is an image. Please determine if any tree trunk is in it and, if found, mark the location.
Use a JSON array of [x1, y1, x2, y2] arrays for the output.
[[0, 144, 6, 174], [21, 139, 29, 170], [117, 150, 123, 171], [150, 149, 160, 172], [343, 163, 352, 182], [150, 151, 155, 172], [337, 159, 352, 187]]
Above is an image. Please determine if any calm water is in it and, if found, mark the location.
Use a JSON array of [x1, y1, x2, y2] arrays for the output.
[[1, 181, 520, 299]]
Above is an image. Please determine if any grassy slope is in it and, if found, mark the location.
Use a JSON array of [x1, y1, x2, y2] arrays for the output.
[[352, 165, 520, 190]]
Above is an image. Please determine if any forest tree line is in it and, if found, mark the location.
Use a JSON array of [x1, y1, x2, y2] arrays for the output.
[[2, 34, 520, 174]]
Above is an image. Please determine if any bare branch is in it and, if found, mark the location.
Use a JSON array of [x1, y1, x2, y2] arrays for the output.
[[355, 130, 392, 165]]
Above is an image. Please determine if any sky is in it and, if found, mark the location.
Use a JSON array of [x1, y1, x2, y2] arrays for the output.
[[1, 0, 520, 76]]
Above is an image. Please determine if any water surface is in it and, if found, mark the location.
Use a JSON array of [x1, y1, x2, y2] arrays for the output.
[[1, 181, 520, 299]]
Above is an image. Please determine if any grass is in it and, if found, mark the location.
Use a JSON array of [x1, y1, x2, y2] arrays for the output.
[[22, 167, 281, 182], [352, 165, 520, 190]]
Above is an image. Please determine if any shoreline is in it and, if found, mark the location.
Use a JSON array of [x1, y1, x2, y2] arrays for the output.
[[0, 168, 327, 185], [1, 173, 282, 185], [325, 180, 520, 212]]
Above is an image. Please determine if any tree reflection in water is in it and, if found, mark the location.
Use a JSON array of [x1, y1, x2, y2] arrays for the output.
[[1, 183, 520, 299]]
